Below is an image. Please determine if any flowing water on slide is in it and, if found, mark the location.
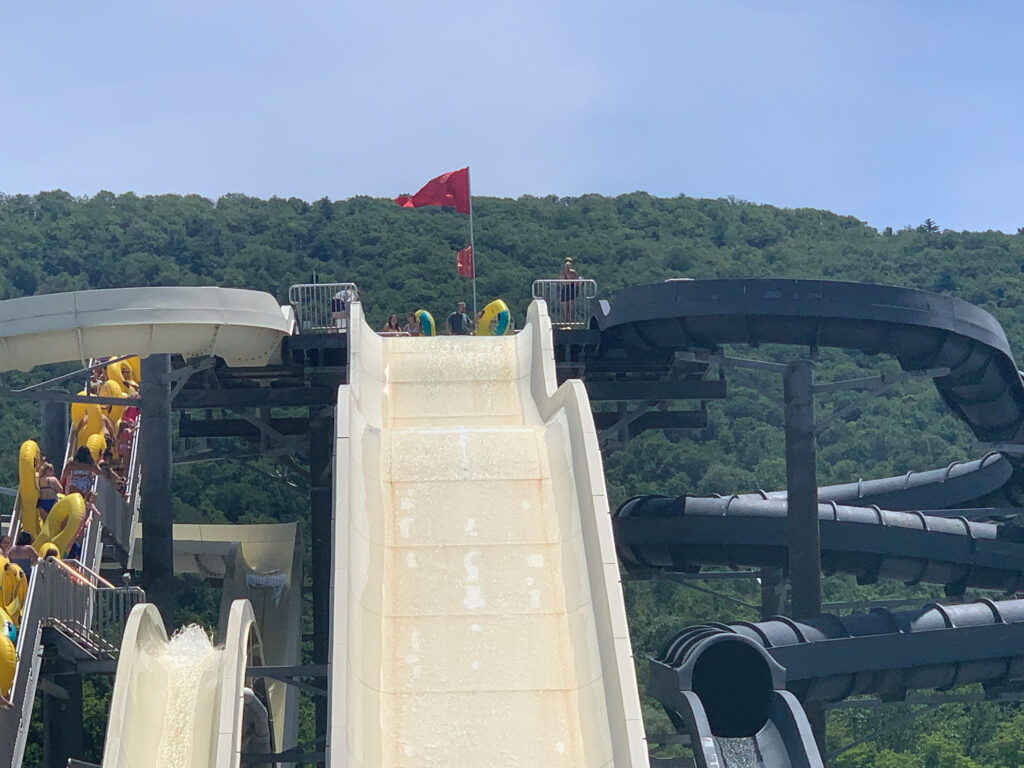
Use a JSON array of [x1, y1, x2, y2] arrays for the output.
[[149, 625, 223, 768], [717, 737, 760, 768]]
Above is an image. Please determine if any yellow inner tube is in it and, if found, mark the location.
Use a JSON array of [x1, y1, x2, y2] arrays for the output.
[[416, 309, 436, 336], [70, 390, 87, 429], [100, 378, 126, 423], [35, 494, 85, 557], [475, 299, 513, 336], [0, 559, 27, 626], [18, 440, 40, 537], [72, 395, 104, 450], [86, 433, 106, 461], [0, 609, 16, 698], [126, 356, 141, 386], [106, 360, 123, 387]]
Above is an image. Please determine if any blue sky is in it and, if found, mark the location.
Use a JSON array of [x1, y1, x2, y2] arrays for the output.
[[3, 1, 1022, 232]]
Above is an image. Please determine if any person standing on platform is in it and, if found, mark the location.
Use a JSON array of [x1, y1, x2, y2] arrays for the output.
[[403, 312, 421, 336], [331, 285, 358, 332], [380, 314, 402, 334], [559, 257, 579, 325], [446, 302, 474, 335]]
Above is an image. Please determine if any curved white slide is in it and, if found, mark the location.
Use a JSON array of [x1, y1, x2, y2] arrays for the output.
[[331, 301, 647, 766], [102, 599, 265, 768], [0, 286, 293, 372], [130, 522, 304, 755]]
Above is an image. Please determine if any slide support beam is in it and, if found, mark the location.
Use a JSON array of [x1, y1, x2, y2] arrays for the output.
[[308, 406, 333, 743], [140, 354, 175, 631]]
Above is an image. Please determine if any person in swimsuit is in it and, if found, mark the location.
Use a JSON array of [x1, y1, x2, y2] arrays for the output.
[[7, 532, 38, 579], [99, 449, 125, 495], [115, 421, 136, 468], [119, 362, 139, 396], [122, 403, 140, 425], [0, 535, 11, 558], [68, 491, 100, 561], [402, 312, 421, 336], [36, 462, 62, 520], [61, 447, 101, 497]]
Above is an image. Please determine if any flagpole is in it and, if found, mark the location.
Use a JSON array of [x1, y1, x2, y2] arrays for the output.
[[468, 167, 477, 322]]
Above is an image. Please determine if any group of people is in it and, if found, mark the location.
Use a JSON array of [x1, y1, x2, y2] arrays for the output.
[[340, 256, 584, 336], [0, 358, 142, 710], [0, 357, 142, 583], [376, 302, 476, 336], [379, 312, 421, 335], [77, 358, 140, 498]]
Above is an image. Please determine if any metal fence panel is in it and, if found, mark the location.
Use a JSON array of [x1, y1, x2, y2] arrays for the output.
[[288, 282, 359, 333], [531, 279, 597, 328], [96, 474, 134, 560]]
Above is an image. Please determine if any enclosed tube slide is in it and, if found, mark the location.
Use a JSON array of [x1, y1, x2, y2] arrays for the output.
[[650, 598, 1024, 767], [741, 453, 1013, 513], [102, 599, 265, 768], [653, 598, 1024, 717], [0, 286, 293, 373], [615, 495, 1024, 594], [596, 279, 1024, 446], [330, 300, 647, 766], [651, 632, 824, 768]]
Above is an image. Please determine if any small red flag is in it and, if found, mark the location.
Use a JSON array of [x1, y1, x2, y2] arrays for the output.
[[457, 245, 474, 278], [395, 167, 471, 214]]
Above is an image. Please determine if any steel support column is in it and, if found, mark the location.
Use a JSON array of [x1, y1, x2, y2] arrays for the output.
[[759, 567, 786, 619], [40, 400, 68, 465], [308, 406, 333, 742], [783, 359, 825, 750], [140, 354, 175, 631], [784, 360, 820, 620], [42, 674, 83, 768]]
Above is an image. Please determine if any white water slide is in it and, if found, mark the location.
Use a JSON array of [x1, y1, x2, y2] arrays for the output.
[[0, 285, 293, 372], [0, 286, 293, 768], [102, 600, 268, 768], [331, 301, 647, 766]]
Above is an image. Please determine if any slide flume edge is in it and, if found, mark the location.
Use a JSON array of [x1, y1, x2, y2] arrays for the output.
[[329, 299, 647, 766], [102, 599, 266, 768]]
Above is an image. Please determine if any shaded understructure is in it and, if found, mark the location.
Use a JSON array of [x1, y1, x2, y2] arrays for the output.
[[9, 278, 1024, 767], [564, 279, 1024, 767]]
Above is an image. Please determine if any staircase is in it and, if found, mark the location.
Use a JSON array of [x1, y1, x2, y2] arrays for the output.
[[0, 362, 146, 768]]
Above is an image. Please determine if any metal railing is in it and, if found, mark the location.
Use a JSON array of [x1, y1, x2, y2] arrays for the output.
[[288, 282, 359, 333], [0, 357, 146, 768], [97, 472, 137, 565], [0, 559, 144, 767], [531, 279, 597, 328]]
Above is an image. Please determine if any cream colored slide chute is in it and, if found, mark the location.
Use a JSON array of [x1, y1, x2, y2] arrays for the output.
[[0, 286, 293, 372], [331, 300, 647, 766], [102, 600, 270, 768]]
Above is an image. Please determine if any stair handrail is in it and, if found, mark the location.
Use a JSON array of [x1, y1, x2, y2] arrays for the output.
[[0, 357, 146, 768]]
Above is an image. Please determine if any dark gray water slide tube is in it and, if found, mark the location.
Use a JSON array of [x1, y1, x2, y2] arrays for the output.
[[596, 279, 1024, 445], [650, 599, 1024, 767], [742, 452, 1012, 512], [614, 494, 1024, 595]]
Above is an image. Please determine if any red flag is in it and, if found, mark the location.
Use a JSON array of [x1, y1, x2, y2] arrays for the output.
[[395, 167, 471, 214], [456, 245, 474, 278]]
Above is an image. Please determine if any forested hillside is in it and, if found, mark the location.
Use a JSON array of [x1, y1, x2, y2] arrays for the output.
[[3, 189, 1024, 766]]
